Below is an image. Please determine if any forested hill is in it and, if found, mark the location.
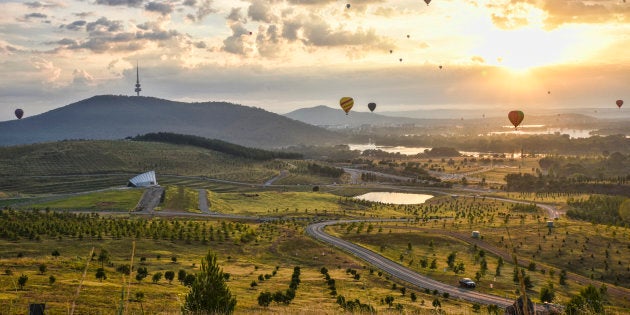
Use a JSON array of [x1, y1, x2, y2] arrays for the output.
[[0, 95, 342, 148], [132, 132, 302, 160]]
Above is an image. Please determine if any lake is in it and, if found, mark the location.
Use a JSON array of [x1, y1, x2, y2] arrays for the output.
[[354, 192, 434, 204]]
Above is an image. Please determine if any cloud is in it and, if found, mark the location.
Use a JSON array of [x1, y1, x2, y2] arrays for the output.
[[222, 22, 250, 55], [72, 69, 94, 86], [300, 15, 388, 49], [24, 1, 62, 9], [95, 0, 143, 7], [30, 56, 61, 84], [194, 0, 216, 21], [226, 8, 244, 22], [24, 13, 48, 19], [145, 1, 173, 16], [86, 17, 123, 33], [62, 20, 87, 31], [74, 12, 93, 18], [248, 0, 274, 23]]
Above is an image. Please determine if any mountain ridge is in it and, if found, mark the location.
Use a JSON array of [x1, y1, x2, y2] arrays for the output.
[[0, 95, 342, 148]]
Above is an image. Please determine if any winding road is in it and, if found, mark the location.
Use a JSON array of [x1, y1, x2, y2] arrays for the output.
[[306, 219, 516, 308]]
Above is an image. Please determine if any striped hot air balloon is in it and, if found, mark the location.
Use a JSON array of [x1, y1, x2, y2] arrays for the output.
[[339, 97, 354, 115]]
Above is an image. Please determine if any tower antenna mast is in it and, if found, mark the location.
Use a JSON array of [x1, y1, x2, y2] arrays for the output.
[[134, 61, 141, 96]]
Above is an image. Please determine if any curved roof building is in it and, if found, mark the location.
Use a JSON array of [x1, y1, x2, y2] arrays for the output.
[[128, 171, 157, 187]]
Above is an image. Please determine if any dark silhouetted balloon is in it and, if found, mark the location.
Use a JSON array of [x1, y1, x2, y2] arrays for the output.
[[616, 100, 623, 109], [424, 0, 431, 5], [340, 97, 354, 115], [368, 102, 376, 112], [15, 109, 24, 120], [547, 90, 551, 95], [389, 49, 393, 54], [249, 31, 253, 35], [399, 58, 403, 62], [439, 65, 443, 69], [508, 110, 525, 129], [346, 3, 351, 9], [407, 34, 410, 38]]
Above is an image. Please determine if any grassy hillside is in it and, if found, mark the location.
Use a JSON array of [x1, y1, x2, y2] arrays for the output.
[[0, 95, 342, 148], [0, 140, 281, 194]]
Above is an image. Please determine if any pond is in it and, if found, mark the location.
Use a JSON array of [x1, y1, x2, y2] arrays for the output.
[[354, 192, 434, 205]]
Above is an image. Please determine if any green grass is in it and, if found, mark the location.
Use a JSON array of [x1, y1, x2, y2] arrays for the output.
[[25, 189, 144, 211], [159, 186, 200, 213]]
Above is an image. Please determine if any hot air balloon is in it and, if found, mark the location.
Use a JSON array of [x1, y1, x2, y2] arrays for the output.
[[406, 34, 410, 38], [616, 100, 623, 109], [389, 49, 393, 54], [424, 0, 431, 5], [340, 97, 354, 115], [508, 110, 524, 129], [346, 3, 351, 9], [399, 58, 403, 62], [14, 109, 24, 120], [439, 65, 443, 70], [368, 102, 376, 112]]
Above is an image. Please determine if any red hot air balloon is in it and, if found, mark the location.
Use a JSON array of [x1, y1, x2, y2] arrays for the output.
[[368, 102, 376, 112], [15, 109, 24, 120], [616, 100, 623, 109], [508, 110, 524, 129]]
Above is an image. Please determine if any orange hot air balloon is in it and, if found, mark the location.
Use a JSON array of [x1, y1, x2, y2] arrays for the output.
[[368, 102, 376, 112], [15, 109, 24, 120], [508, 110, 524, 129], [616, 100, 623, 109], [340, 97, 354, 115]]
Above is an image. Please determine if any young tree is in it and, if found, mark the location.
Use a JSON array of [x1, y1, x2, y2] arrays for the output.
[[164, 271, 175, 284], [183, 250, 236, 314], [178, 269, 187, 284], [152, 272, 163, 283], [49, 275, 56, 285], [18, 274, 28, 290], [258, 291, 272, 307], [539, 285, 555, 303], [97, 249, 110, 268], [38, 264, 47, 275], [96, 268, 107, 282]]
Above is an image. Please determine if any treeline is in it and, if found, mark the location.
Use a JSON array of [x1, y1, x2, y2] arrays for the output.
[[131, 132, 302, 161], [539, 153, 630, 180], [356, 134, 630, 155], [294, 163, 344, 178], [566, 195, 628, 226], [505, 173, 630, 197]]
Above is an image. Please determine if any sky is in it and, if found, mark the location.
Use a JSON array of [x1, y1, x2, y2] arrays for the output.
[[0, 0, 628, 121]]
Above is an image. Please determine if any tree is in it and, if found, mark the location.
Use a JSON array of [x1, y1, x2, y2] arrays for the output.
[[96, 268, 107, 282], [184, 274, 196, 287], [258, 291, 272, 307], [97, 249, 110, 268], [540, 285, 555, 303], [178, 269, 187, 284], [164, 271, 175, 284], [447, 252, 457, 269], [152, 272, 163, 283], [18, 274, 28, 290], [136, 267, 148, 282], [171, 256, 178, 263], [183, 250, 236, 314], [49, 275, 56, 285], [559, 269, 567, 285], [51, 250, 60, 258], [384, 295, 394, 308], [432, 298, 441, 309], [565, 285, 604, 314], [38, 264, 47, 275], [410, 292, 417, 302]]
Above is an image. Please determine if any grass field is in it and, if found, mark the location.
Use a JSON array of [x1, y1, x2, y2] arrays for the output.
[[158, 186, 200, 213], [24, 189, 144, 211], [0, 217, 482, 314]]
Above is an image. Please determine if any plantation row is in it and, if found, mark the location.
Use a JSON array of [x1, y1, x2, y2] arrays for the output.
[[0, 210, 260, 244]]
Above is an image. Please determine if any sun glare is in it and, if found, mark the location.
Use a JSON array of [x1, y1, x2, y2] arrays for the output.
[[475, 26, 586, 73]]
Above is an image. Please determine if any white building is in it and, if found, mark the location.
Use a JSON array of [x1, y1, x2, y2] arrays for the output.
[[128, 171, 158, 187]]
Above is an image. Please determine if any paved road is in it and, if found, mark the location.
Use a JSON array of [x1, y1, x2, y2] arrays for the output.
[[306, 219, 516, 308], [263, 170, 289, 186], [197, 189, 211, 214], [134, 186, 164, 214]]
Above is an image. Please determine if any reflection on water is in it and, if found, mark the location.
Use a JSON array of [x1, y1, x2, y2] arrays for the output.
[[490, 126, 595, 138], [354, 192, 433, 204], [348, 144, 431, 155]]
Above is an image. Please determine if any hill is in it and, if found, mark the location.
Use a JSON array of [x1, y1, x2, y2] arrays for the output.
[[0, 95, 341, 148], [0, 140, 282, 194], [284, 105, 427, 127]]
